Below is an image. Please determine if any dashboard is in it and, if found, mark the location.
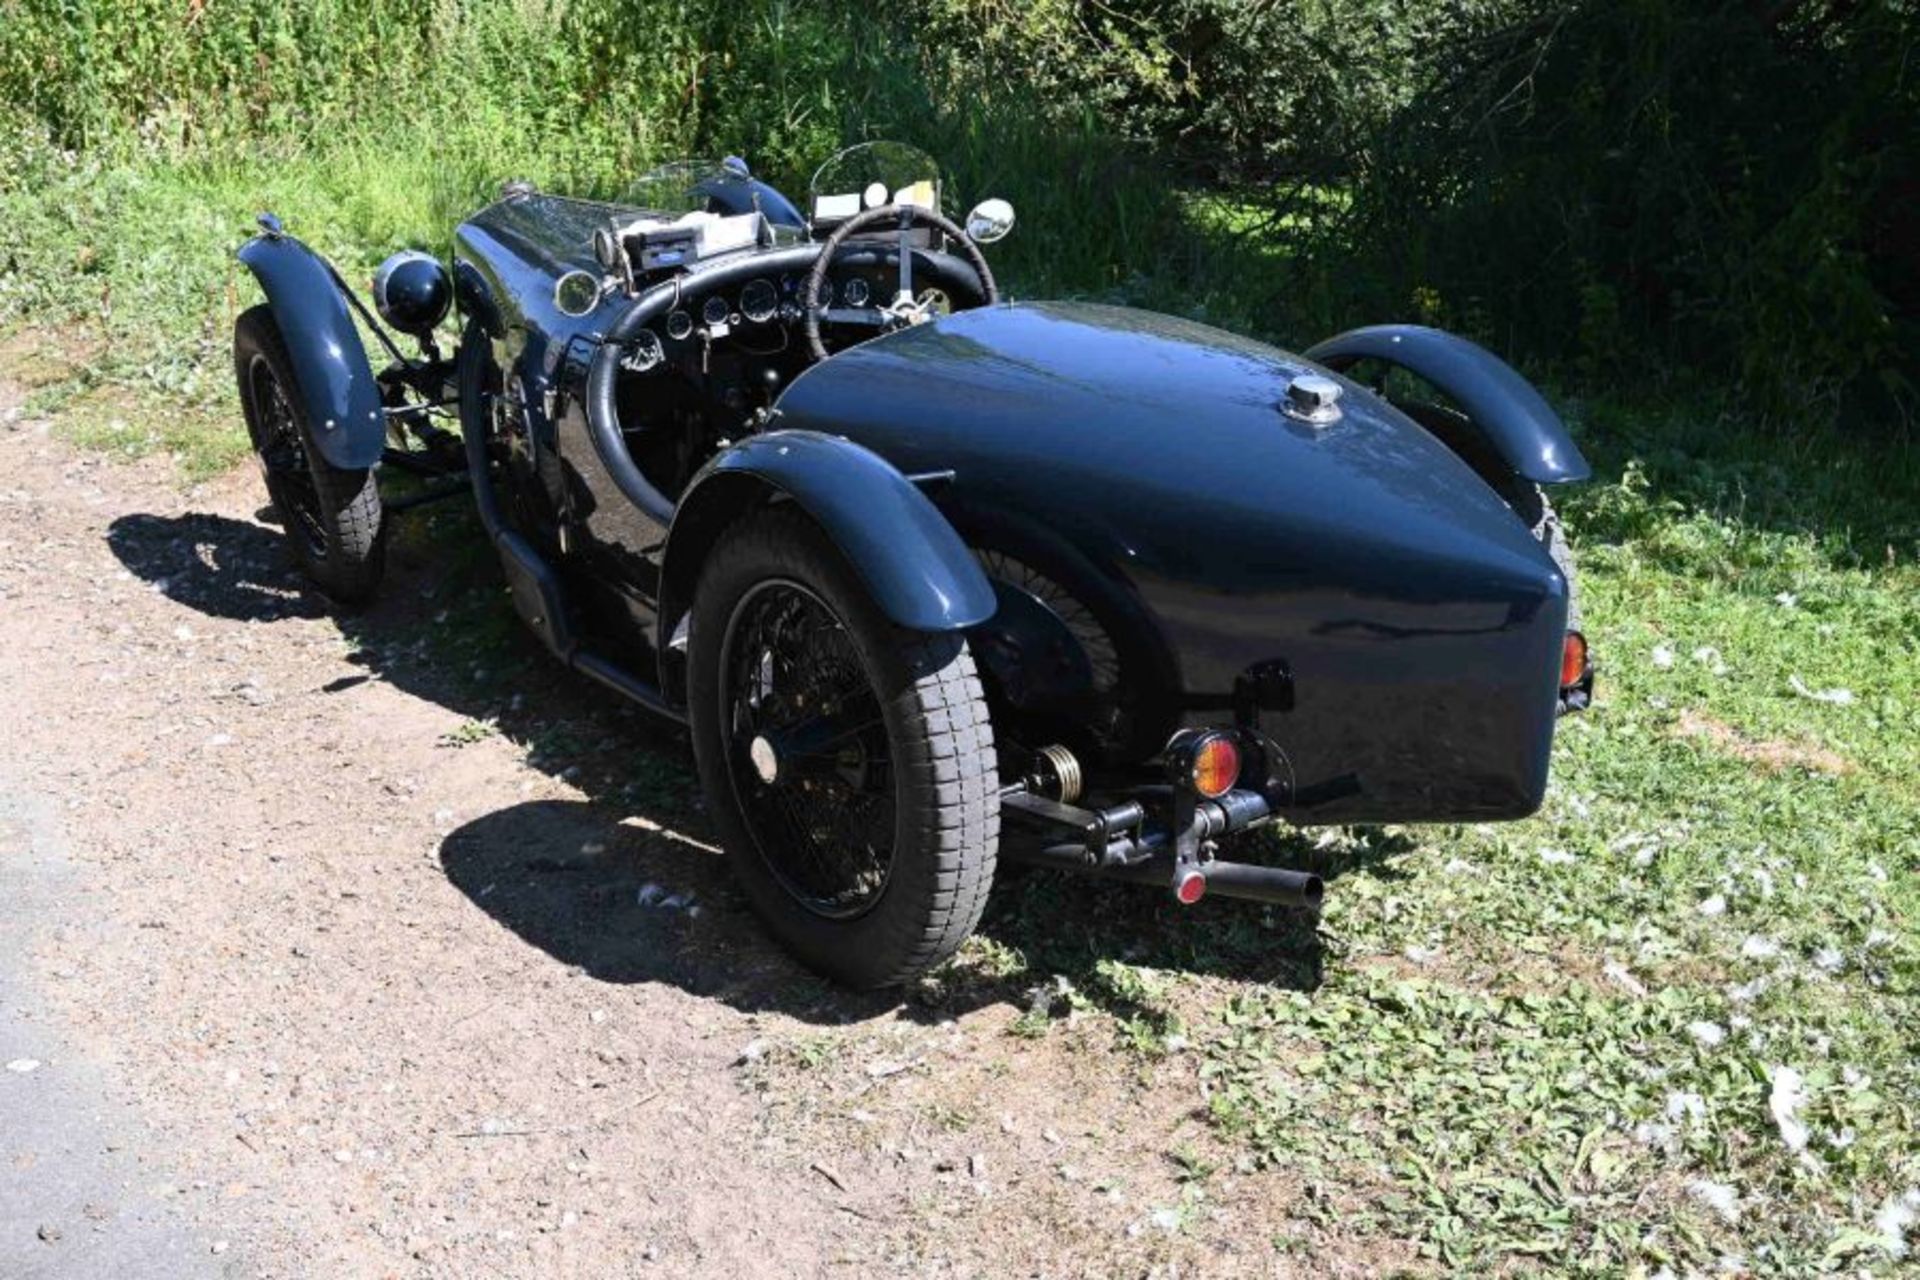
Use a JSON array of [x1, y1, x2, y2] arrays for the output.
[[619, 268, 896, 374], [607, 252, 975, 503]]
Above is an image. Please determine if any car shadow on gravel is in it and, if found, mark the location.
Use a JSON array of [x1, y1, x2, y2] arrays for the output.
[[106, 510, 330, 622], [106, 506, 1371, 1024], [435, 797, 1371, 1025]]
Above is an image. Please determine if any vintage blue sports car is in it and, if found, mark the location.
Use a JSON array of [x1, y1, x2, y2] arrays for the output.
[[231, 142, 1592, 987]]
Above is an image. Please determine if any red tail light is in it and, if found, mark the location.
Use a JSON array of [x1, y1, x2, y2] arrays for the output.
[[1560, 631, 1589, 689], [1189, 734, 1241, 799]]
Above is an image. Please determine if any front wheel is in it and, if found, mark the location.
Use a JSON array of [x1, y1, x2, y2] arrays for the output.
[[232, 305, 385, 605], [687, 509, 999, 988]]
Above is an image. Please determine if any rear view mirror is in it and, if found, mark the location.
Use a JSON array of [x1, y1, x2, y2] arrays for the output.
[[965, 198, 1015, 244]]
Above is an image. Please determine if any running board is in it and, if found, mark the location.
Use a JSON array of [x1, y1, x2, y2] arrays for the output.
[[496, 528, 686, 728], [573, 651, 684, 724]]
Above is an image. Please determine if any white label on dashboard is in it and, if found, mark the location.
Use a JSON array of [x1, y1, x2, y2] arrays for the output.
[[814, 193, 860, 220]]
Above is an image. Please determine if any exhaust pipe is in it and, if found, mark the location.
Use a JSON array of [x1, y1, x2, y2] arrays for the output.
[[1192, 860, 1323, 909], [1009, 838, 1324, 909], [1001, 754, 1322, 910]]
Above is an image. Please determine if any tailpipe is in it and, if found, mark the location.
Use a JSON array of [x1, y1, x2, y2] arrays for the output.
[[1012, 840, 1324, 910], [1189, 860, 1323, 909]]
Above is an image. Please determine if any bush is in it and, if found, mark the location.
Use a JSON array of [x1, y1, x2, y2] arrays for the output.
[[1298, 0, 1920, 420]]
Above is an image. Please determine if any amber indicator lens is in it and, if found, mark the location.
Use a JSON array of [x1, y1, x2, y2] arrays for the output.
[[1560, 631, 1589, 689], [1191, 735, 1242, 799]]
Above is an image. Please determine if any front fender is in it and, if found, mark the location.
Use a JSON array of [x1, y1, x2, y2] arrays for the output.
[[1306, 324, 1590, 485], [661, 431, 997, 647], [236, 227, 385, 470]]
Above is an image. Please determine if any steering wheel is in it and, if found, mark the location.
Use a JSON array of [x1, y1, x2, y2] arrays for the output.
[[802, 204, 999, 362]]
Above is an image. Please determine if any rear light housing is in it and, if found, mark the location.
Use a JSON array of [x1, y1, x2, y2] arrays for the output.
[[1560, 630, 1590, 690], [1169, 730, 1242, 799]]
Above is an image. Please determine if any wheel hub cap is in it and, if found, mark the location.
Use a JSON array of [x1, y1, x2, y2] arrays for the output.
[[748, 735, 780, 784]]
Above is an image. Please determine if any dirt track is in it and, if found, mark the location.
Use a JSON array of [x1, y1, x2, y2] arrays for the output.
[[0, 384, 1350, 1277]]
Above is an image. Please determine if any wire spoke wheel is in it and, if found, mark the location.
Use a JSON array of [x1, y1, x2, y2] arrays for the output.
[[246, 354, 328, 560], [721, 579, 898, 919], [688, 510, 999, 988], [231, 304, 385, 605]]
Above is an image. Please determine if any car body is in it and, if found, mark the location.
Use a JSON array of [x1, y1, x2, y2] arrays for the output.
[[232, 145, 1592, 986]]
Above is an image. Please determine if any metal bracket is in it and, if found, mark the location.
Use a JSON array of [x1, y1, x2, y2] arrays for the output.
[[1234, 659, 1295, 725]]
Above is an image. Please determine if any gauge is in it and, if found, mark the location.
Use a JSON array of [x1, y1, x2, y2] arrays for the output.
[[621, 329, 663, 372], [664, 310, 693, 341], [739, 279, 778, 324], [915, 287, 951, 316], [702, 295, 732, 327], [841, 277, 872, 307]]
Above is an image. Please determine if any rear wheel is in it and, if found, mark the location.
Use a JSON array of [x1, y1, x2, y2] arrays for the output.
[[687, 509, 999, 988], [232, 305, 385, 604]]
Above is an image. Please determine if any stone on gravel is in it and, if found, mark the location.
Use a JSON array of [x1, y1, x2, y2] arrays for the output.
[[7, 1057, 43, 1073], [38, 1223, 62, 1242]]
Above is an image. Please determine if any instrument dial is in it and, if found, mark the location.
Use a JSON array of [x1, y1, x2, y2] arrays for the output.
[[740, 279, 778, 324], [664, 310, 694, 341], [702, 295, 731, 327], [841, 277, 871, 308], [622, 329, 664, 372]]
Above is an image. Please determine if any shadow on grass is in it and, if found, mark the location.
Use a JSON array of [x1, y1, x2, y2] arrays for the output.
[[101, 501, 1383, 1026]]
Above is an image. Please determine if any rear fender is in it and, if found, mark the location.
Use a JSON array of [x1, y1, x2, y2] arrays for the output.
[[1306, 324, 1590, 485], [236, 225, 386, 470], [656, 431, 997, 697]]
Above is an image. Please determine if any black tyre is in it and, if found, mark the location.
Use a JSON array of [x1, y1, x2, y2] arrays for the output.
[[688, 509, 999, 988], [233, 305, 385, 604]]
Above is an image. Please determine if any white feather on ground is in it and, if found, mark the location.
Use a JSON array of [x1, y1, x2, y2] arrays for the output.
[[1687, 1178, 1741, 1225], [1767, 1065, 1819, 1170], [1873, 1189, 1920, 1259]]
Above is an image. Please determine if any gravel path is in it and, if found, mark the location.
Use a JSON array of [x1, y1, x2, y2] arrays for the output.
[[0, 394, 852, 1275]]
